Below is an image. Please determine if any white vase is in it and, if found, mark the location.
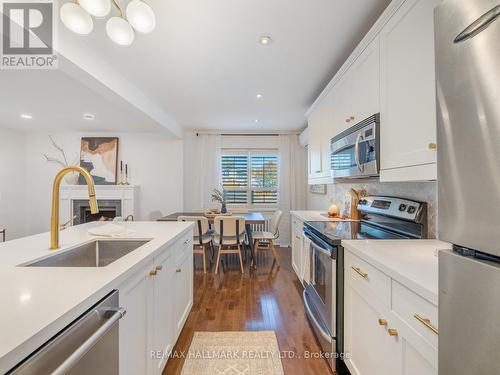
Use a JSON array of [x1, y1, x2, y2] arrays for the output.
[[64, 172, 80, 185]]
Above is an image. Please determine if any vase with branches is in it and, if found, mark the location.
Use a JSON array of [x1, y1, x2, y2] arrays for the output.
[[43, 136, 80, 184], [211, 188, 227, 213]]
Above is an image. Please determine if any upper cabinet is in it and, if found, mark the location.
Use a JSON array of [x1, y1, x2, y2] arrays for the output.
[[308, 88, 334, 184], [379, 0, 440, 181], [306, 0, 439, 184]]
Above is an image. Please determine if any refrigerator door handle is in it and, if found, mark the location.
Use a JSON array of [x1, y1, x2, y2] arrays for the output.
[[454, 5, 500, 43]]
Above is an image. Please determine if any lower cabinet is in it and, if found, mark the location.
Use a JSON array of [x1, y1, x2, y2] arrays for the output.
[[344, 249, 437, 375], [291, 216, 304, 282], [119, 232, 193, 375]]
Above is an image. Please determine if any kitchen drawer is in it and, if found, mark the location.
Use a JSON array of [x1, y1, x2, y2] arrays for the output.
[[392, 280, 438, 349], [345, 250, 391, 308]]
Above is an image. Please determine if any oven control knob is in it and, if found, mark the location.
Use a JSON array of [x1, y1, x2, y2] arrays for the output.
[[407, 206, 416, 214], [399, 204, 407, 212], [359, 199, 367, 205]]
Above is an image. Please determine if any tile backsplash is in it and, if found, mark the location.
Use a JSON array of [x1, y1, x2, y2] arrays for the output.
[[307, 181, 437, 238]]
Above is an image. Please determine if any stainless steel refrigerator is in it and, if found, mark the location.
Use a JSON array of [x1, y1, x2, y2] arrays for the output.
[[435, 1, 500, 374]]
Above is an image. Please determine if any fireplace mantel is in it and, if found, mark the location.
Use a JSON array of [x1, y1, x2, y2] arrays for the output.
[[60, 185, 138, 225]]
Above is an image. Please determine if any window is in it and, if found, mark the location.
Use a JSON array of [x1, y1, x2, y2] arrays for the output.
[[221, 151, 279, 206]]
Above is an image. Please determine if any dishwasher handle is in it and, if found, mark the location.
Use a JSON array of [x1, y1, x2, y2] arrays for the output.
[[52, 307, 126, 375]]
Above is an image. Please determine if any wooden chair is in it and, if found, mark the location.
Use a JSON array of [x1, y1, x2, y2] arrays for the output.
[[213, 216, 246, 274], [178, 216, 213, 273], [252, 210, 283, 266]]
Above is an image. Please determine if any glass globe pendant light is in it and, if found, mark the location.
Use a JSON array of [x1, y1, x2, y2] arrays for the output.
[[60, 2, 93, 35], [79, 0, 111, 18], [106, 16, 135, 46], [126, 0, 156, 34]]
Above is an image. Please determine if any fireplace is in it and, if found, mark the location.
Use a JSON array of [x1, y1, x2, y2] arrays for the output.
[[73, 199, 122, 225]]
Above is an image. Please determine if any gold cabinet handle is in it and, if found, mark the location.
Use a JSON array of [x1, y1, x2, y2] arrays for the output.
[[350, 116, 355, 121], [149, 270, 157, 277], [388, 328, 398, 337], [176, 268, 182, 273], [155, 265, 163, 271], [378, 319, 387, 326], [428, 143, 437, 150], [315, 170, 321, 173], [296, 235, 301, 240], [414, 314, 438, 335], [351, 266, 368, 279], [346, 118, 351, 123]]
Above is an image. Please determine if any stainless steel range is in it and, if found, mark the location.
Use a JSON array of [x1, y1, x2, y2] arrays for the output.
[[302, 196, 428, 374]]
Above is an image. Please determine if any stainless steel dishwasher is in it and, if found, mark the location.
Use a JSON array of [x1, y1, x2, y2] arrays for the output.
[[8, 290, 126, 375]]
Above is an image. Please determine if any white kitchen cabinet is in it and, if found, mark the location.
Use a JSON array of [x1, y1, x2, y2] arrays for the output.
[[173, 250, 194, 335], [152, 250, 175, 373], [119, 260, 154, 375], [119, 231, 193, 375], [344, 249, 438, 375], [291, 216, 304, 281], [344, 281, 400, 375], [334, 35, 380, 132], [307, 89, 334, 185], [379, 0, 440, 181]]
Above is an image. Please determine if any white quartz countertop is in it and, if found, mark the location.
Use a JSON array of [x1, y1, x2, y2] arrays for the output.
[[0, 221, 193, 373], [290, 210, 337, 222], [341, 239, 451, 305]]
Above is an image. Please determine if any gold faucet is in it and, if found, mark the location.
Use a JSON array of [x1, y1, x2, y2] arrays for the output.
[[50, 166, 99, 249]]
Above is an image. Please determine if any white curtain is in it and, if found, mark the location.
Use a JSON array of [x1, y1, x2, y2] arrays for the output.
[[183, 133, 221, 211], [278, 134, 307, 246]]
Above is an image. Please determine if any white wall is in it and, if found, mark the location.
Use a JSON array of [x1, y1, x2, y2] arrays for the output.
[[24, 132, 183, 235], [0, 128, 27, 240]]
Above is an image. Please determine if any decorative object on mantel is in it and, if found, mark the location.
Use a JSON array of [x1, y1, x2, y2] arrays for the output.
[[79, 137, 119, 185], [43, 136, 80, 185], [118, 160, 130, 185], [59, 0, 156, 46], [211, 189, 227, 214], [309, 184, 327, 194]]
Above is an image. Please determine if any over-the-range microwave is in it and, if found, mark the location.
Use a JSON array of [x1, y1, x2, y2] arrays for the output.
[[330, 113, 380, 179]]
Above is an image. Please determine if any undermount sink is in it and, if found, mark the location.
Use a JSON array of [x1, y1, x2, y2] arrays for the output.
[[24, 239, 151, 267]]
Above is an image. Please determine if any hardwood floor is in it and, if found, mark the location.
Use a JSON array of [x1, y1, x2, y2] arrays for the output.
[[163, 247, 333, 375]]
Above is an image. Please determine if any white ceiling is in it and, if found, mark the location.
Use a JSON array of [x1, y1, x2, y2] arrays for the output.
[[1, 0, 391, 134], [0, 61, 164, 133], [55, 0, 391, 132]]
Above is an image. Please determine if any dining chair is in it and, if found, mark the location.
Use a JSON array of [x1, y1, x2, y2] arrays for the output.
[[178, 216, 214, 273], [213, 216, 246, 274], [252, 210, 283, 266]]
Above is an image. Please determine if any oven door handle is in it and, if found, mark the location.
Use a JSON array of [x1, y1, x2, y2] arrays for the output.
[[303, 290, 333, 343], [303, 231, 334, 255], [354, 132, 364, 173]]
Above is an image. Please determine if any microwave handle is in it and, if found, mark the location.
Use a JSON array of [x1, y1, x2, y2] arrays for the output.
[[354, 132, 364, 173]]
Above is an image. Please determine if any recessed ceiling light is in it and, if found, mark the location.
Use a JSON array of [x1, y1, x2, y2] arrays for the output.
[[256, 93, 263, 99], [259, 35, 272, 46], [254, 119, 259, 124], [20, 114, 32, 119], [83, 113, 95, 120]]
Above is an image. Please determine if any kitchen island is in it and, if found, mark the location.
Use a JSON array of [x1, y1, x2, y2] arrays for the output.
[[0, 221, 193, 374]]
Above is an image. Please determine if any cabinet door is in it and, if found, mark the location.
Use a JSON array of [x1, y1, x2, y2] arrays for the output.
[[152, 250, 175, 374], [380, 0, 440, 181], [352, 36, 380, 123], [119, 261, 154, 375], [344, 277, 400, 375], [291, 232, 302, 280], [400, 337, 437, 375], [307, 108, 323, 178], [174, 250, 193, 336]]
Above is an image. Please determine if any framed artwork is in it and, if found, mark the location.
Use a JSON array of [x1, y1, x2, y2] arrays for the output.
[[309, 184, 327, 194], [79, 137, 119, 185]]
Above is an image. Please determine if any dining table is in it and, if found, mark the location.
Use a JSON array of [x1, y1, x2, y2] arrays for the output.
[[158, 212, 266, 269]]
